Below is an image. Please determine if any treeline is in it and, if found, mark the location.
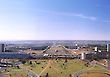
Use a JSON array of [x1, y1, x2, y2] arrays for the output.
[[64, 46, 77, 49], [88, 44, 107, 51], [31, 46, 48, 50]]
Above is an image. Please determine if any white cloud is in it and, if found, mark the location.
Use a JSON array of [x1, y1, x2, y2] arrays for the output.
[[35, 9, 110, 23], [35, 9, 97, 21], [74, 14, 97, 20]]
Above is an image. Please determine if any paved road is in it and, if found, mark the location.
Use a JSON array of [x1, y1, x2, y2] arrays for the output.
[[38, 60, 51, 76], [12, 61, 39, 77], [27, 69, 38, 77], [0, 75, 2, 77], [95, 61, 110, 71], [0, 67, 6, 71], [19, 64, 39, 77], [0, 67, 8, 77], [73, 66, 95, 77]]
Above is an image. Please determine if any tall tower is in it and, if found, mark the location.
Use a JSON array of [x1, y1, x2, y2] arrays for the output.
[[81, 52, 85, 60], [95, 47, 98, 51], [75, 44, 78, 49], [0, 44, 5, 52], [107, 44, 110, 52], [107, 44, 110, 67]]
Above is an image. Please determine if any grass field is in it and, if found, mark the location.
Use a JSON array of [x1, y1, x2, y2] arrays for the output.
[[88, 66, 109, 72], [22, 59, 89, 77], [2, 67, 28, 77], [25, 50, 44, 54], [20, 59, 110, 77], [80, 72, 109, 77], [45, 46, 70, 54], [3, 73, 28, 77], [79, 66, 110, 77], [48, 46, 64, 50], [2, 59, 110, 77], [40, 60, 87, 77]]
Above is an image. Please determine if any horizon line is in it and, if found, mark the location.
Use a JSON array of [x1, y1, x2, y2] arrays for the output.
[[0, 39, 110, 41]]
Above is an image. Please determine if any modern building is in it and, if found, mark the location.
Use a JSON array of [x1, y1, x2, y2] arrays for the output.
[[95, 47, 98, 51], [0, 52, 32, 59], [81, 52, 85, 60], [75, 44, 78, 49], [106, 44, 110, 67], [0, 44, 5, 52], [107, 44, 110, 52]]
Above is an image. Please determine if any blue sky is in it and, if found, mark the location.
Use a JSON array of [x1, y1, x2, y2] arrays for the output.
[[0, 0, 110, 40]]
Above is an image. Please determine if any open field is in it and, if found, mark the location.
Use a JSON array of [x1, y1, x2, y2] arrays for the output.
[[80, 72, 109, 77], [1, 59, 110, 77], [2, 67, 28, 77], [25, 50, 44, 55], [21, 59, 87, 77], [19, 59, 110, 77], [88, 66, 109, 72], [49, 46, 64, 50], [45, 46, 70, 55], [3, 73, 28, 77]]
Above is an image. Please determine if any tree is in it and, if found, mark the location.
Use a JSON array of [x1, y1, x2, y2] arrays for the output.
[[17, 66, 20, 69], [69, 74, 72, 77], [29, 61, 32, 64], [65, 58, 68, 63], [21, 60, 26, 64], [45, 73, 49, 77]]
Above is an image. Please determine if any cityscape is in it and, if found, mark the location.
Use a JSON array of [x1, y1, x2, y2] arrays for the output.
[[0, 0, 110, 77], [0, 40, 110, 77]]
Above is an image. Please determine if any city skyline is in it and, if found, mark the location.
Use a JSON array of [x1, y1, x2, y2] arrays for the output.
[[0, 0, 110, 40]]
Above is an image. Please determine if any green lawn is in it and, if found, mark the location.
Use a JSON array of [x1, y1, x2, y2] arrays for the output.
[[87, 66, 110, 73], [3, 59, 110, 77], [2, 67, 28, 77], [40, 59, 87, 77], [22, 59, 89, 77]]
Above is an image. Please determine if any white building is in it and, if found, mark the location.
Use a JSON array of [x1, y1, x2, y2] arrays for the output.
[[81, 52, 85, 60], [107, 44, 110, 67], [95, 47, 98, 51], [107, 44, 110, 52]]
